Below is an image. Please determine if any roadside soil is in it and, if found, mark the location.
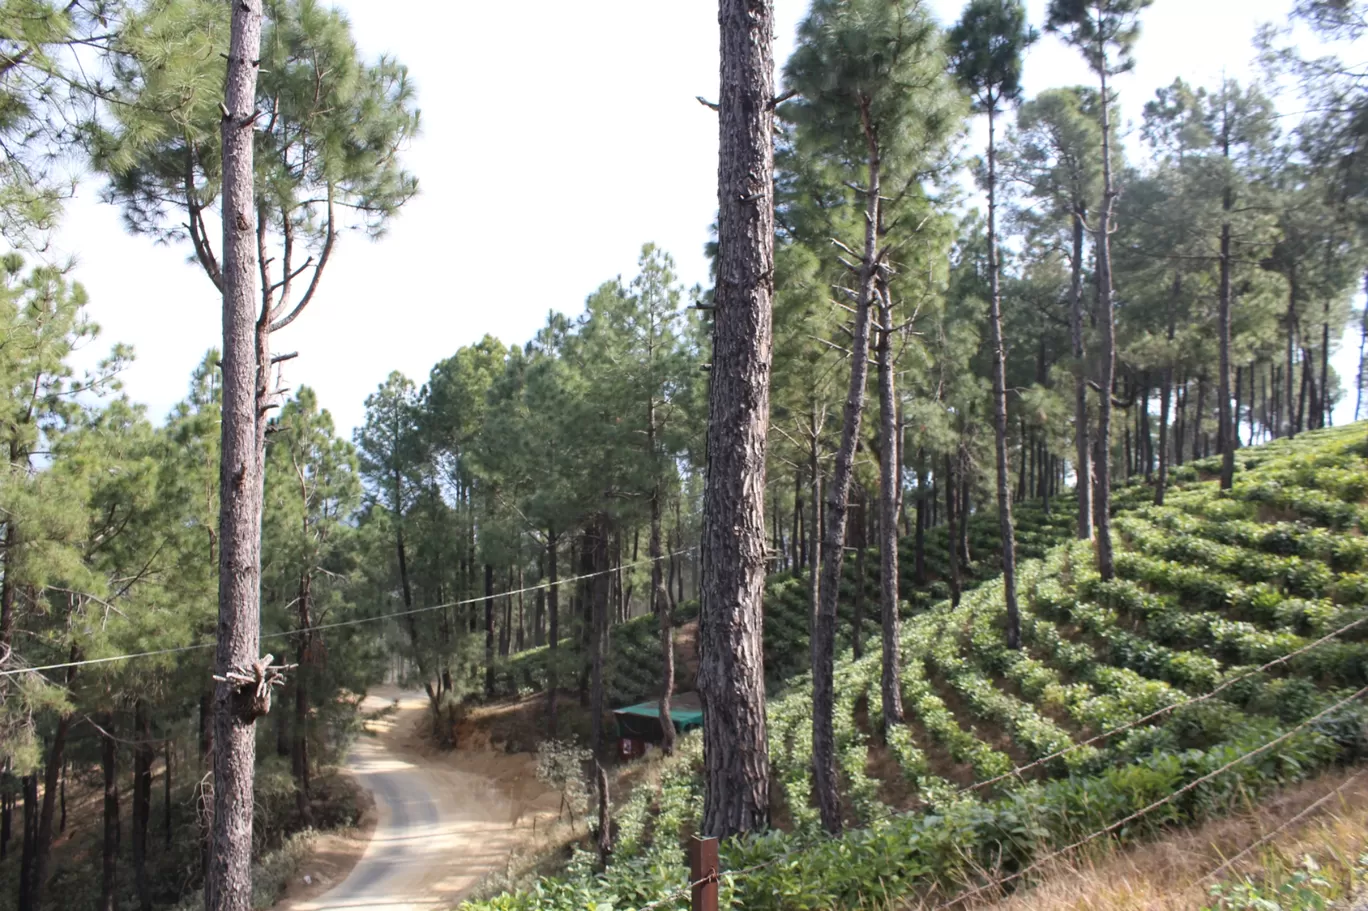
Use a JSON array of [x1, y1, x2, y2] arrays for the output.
[[277, 686, 562, 911]]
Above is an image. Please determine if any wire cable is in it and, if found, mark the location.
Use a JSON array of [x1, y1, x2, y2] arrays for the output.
[[0, 546, 698, 678]]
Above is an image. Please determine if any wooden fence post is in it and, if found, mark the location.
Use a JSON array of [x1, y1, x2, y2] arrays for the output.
[[690, 835, 719, 911]]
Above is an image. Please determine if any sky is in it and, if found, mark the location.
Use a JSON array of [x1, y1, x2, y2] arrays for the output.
[[46, 0, 1362, 437]]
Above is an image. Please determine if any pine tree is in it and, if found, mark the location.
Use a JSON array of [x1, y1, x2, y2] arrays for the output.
[[1007, 87, 1103, 532], [950, 0, 1037, 651], [786, 0, 960, 834], [698, 0, 776, 839], [1046, 0, 1152, 580]]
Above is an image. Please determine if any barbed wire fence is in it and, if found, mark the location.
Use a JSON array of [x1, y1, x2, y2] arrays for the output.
[[632, 612, 1368, 911], [9, 539, 1367, 911]]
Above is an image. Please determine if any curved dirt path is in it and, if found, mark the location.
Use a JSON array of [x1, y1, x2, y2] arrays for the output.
[[283, 687, 558, 911]]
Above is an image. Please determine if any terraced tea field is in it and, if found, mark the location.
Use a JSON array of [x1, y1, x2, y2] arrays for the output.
[[468, 424, 1368, 911]]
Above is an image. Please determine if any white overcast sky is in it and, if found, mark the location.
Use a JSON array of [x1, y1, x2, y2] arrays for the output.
[[46, 0, 1360, 436]]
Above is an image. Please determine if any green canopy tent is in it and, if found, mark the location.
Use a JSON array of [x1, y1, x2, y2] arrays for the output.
[[612, 692, 703, 756]]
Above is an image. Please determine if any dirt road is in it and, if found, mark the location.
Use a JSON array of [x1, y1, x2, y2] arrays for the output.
[[282, 687, 560, 911]]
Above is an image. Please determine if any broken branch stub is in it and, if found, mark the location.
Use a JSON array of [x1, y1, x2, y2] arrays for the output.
[[213, 653, 296, 721]]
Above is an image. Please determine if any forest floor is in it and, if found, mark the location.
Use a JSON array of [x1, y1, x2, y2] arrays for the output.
[[277, 685, 563, 911]]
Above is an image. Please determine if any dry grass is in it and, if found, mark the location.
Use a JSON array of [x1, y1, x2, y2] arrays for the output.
[[910, 765, 1368, 911]]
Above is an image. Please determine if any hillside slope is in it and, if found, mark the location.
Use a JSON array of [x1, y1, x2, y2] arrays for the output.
[[465, 424, 1368, 911]]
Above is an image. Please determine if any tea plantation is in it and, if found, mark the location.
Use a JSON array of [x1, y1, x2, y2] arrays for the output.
[[466, 424, 1368, 911]]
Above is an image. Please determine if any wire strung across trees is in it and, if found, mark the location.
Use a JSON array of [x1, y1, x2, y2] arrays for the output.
[[630, 610, 1368, 911], [0, 547, 699, 679]]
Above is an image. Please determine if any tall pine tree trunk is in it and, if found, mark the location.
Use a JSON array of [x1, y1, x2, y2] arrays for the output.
[[813, 100, 882, 836], [1321, 306, 1331, 429], [697, 0, 775, 839], [31, 660, 75, 910], [1157, 365, 1172, 506], [100, 719, 119, 911], [1070, 209, 1091, 540], [211, 2, 267, 907], [945, 454, 961, 606], [134, 700, 153, 911], [1, 762, 11, 862], [875, 289, 904, 727], [293, 573, 313, 826], [1218, 144, 1235, 489], [484, 564, 495, 698], [589, 517, 610, 755], [1286, 282, 1298, 438], [851, 485, 865, 660], [652, 479, 676, 754], [807, 415, 822, 667], [18, 774, 36, 911], [1356, 271, 1368, 422], [1093, 63, 1119, 581], [985, 106, 1020, 649], [546, 530, 559, 735], [914, 450, 927, 584]]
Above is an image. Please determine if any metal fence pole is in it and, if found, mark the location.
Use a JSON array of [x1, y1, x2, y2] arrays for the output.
[[689, 835, 719, 911]]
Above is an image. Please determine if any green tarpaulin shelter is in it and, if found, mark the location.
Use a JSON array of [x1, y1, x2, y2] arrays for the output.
[[612, 692, 703, 743]]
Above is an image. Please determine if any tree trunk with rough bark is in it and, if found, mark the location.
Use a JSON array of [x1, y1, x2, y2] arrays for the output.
[[697, 0, 775, 840], [211, 2, 267, 906]]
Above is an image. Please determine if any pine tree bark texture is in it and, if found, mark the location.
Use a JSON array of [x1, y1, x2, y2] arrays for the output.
[[698, 0, 774, 840], [211, 1, 266, 907]]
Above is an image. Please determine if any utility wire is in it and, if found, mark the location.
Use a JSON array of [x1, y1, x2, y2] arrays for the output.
[[1198, 767, 1368, 885], [0, 546, 699, 678]]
